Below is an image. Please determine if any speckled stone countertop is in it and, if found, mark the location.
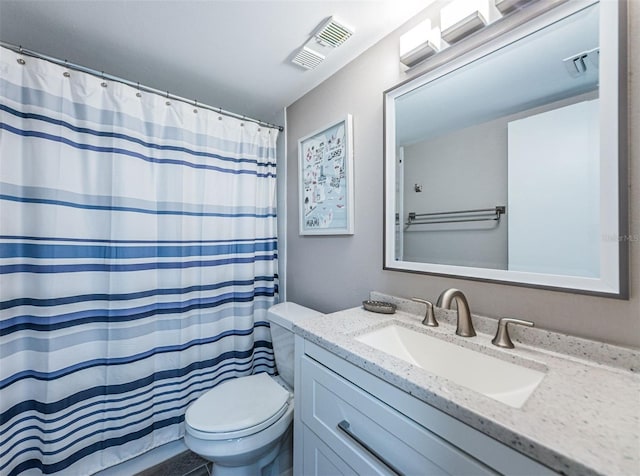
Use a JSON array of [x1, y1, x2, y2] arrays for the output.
[[292, 292, 640, 476]]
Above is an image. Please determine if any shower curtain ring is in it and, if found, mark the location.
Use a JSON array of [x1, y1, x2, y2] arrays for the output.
[[101, 72, 108, 88], [165, 91, 171, 106], [17, 46, 26, 65], [63, 60, 70, 78], [193, 100, 198, 114], [136, 82, 142, 98]]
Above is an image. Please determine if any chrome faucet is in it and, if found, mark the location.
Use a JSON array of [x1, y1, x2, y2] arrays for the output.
[[437, 288, 476, 337]]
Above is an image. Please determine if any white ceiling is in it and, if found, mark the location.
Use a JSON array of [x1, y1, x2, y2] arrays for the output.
[[0, 0, 434, 125]]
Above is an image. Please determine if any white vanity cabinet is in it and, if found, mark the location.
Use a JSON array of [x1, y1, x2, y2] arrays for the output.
[[294, 337, 556, 476]]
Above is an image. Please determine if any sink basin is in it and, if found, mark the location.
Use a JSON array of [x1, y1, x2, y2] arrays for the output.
[[355, 324, 545, 408]]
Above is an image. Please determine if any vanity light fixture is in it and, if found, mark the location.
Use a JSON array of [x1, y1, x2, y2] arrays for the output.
[[441, 0, 491, 44], [495, 0, 537, 15], [399, 19, 441, 68], [291, 16, 354, 71]]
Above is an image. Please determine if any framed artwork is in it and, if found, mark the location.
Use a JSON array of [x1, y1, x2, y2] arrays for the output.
[[298, 114, 354, 235]]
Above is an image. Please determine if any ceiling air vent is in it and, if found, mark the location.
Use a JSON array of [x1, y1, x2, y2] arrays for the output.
[[563, 47, 599, 78], [314, 17, 354, 48], [292, 46, 326, 70], [290, 16, 354, 71]]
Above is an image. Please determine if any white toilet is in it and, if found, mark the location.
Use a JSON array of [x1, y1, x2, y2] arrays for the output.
[[184, 302, 321, 475]]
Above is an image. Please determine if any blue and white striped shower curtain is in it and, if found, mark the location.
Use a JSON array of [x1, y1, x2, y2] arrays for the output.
[[0, 46, 278, 475]]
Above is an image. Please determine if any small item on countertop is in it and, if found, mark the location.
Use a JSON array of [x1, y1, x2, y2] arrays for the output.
[[362, 300, 397, 314]]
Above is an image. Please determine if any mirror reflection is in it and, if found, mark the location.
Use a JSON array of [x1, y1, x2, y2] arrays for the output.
[[385, 1, 624, 295]]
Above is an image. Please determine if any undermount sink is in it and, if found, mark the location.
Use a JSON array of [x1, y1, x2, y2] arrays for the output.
[[355, 324, 545, 408]]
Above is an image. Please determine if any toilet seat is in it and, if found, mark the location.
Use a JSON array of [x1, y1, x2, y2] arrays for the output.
[[185, 373, 291, 440]]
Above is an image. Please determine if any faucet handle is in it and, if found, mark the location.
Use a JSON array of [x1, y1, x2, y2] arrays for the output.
[[411, 298, 438, 327], [492, 317, 534, 349]]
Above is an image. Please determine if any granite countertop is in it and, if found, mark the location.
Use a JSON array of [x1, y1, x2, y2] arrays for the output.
[[292, 292, 640, 476]]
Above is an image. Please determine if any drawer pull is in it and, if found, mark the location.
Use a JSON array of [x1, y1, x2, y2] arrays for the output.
[[337, 420, 404, 475]]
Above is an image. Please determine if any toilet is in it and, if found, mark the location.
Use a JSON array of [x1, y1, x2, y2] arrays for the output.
[[184, 302, 321, 475]]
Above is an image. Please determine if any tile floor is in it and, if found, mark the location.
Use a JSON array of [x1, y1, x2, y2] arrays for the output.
[[135, 451, 210, 476]]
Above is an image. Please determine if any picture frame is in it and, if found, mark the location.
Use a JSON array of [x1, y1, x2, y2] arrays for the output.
[[298, 114, 354, 235]]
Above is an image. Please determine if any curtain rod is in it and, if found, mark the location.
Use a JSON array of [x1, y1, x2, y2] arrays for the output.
[[0, 41, 284, 132]]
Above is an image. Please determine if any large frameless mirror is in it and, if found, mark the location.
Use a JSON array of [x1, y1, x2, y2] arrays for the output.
[[384, 0, 627, 297]]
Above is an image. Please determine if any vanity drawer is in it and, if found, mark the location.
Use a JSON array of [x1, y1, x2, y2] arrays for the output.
[[300, 355, 496, 476], [302, 424, 357, 475]]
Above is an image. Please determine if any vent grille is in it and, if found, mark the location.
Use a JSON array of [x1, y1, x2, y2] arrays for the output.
[[315, 17, 353, 47], [290, 16, 354, 71], [563, 47, 599, 77], [292, 46, 325, 70]]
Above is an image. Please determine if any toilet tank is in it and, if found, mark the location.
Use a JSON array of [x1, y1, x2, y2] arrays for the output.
[[268, 302, 322, 389]]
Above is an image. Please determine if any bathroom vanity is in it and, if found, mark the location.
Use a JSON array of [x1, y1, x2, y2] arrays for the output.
[[296, 340, 553, 475], [291, 294, 640, 475]]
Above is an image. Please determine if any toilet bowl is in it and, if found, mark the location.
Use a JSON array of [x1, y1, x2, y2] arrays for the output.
[[184, 302, 321, 475], [184, 373, 293, 475]]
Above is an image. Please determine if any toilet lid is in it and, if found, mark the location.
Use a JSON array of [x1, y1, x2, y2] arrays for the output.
[[186, 373, 289, 435]]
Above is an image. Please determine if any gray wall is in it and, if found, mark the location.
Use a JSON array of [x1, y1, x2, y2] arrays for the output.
[[286, 4, 640, 348], [402, 118, 508, 269], [276, 108, 287, 302]]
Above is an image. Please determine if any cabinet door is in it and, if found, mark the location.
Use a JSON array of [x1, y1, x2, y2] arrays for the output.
[[302, 425, 358, 476], [301, 355, 497, 476]]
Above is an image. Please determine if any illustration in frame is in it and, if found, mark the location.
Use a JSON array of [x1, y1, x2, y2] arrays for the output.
[[298, 114, 354, 235]]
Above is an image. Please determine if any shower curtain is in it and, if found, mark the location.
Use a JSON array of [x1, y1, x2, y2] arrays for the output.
[[0, 46, 278, 475]]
